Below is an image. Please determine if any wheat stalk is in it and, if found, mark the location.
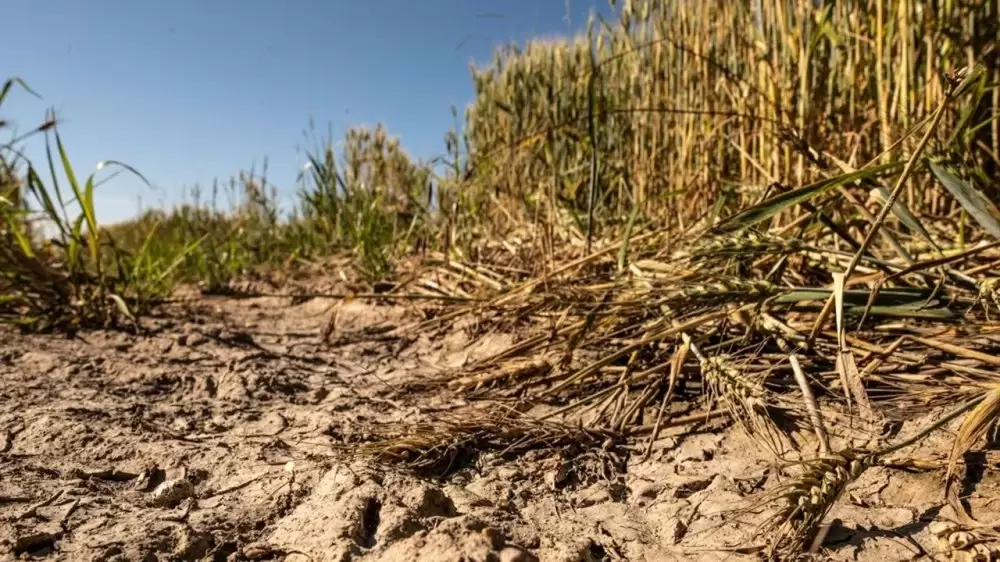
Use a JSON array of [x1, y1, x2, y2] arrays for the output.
[[764, 448, 874, 557]]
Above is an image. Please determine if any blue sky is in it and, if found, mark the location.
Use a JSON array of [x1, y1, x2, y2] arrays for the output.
[[4, 0, 609, 224]]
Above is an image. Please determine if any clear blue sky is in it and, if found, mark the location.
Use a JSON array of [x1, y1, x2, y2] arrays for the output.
[[4, 0, 609, 224]]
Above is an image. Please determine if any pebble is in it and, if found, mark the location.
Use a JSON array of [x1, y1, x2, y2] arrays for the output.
[[544, 464, 570, 490], [629, 481, 661, 505], [480, 527, 505, 550], [150, 478, 195, 507], [496, 466, 522, 481], [177, 332, 207, 347], [12, 523, 62, 554], [665, 518, 688, 545], [465, 477, 496, 501], [675, 445, 713, 463], [574, 484, 612, 507], [498, 546, 539, 562]]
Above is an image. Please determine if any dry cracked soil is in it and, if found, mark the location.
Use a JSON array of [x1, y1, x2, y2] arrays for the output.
[[2, 292, 999, 562]]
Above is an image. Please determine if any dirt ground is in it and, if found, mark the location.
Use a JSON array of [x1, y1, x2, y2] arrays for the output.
[[2, 292, 999, 562]]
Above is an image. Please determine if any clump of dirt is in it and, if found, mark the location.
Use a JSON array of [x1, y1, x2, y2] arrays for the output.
[[2, 294, 998, 561]]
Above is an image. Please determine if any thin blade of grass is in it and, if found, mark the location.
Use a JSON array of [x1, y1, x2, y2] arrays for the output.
[[929, 161, 1000, 242], [0, 77, 41, 105], [616, 206, 639, 273], [153, 234, 209, 285], [711, 162, 902, 234], [867, 185, 939, 252], [25, 166, 67, 238], [55, 132, 100, 266]]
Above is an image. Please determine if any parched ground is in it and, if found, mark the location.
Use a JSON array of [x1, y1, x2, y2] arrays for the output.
[[2, 292, 999, 562]]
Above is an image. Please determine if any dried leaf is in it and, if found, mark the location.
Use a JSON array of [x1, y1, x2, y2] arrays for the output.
[[107, 294, 135, 322], [833, 273, 874, 421], [945, 388, 1000, 523]]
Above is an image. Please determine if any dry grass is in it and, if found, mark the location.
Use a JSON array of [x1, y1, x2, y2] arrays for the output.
[[463, 0, 999, 255], [4, 0, 1000, 556], [354, 53, 999, 552], [348, 405, 623, 479]]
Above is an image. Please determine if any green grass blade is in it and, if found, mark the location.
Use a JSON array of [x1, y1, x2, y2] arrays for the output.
[[43, 129, 72, 232], [861, 305, 955, 320], [966, 114, 1000, 138], [712, 162, 903, 234], [128, 222, 162, 280], [55, 132, 100, 263], [84, 175, 97, 243], [8, 223, 36, 258], [868, 185, 939, 251], [0, 77, 41, 106], [58, 160, 155, 210], [25, 166, 67, 237], [617, 206, 639, 273], [153, 234, 208, 284], [774, 287, 941, 306], [67, 213, 86, 269], [946, 72, 988, 148], [0, 195, 34, 258], [98, 160, 153, 189], [929, 161, 1000, 241]]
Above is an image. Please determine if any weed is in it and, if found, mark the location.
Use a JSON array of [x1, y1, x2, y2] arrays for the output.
[[1, 79, 198, 332]]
